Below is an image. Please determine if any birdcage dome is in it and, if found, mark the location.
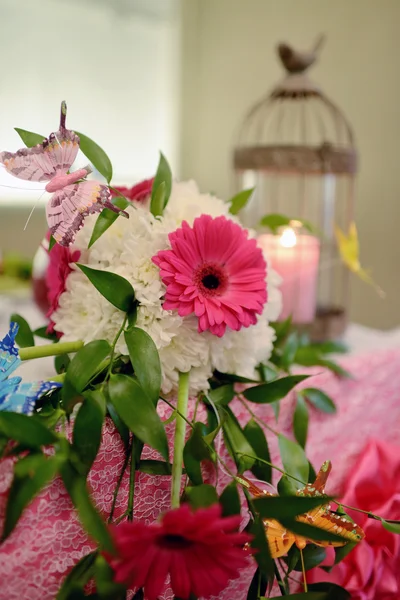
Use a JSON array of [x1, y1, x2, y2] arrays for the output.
[[234, 40, 357, 176]]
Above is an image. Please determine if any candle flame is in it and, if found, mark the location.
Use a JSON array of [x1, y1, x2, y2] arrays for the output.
[[279, 227, 297, 248]]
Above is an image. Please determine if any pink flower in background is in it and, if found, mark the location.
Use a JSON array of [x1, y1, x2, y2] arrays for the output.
[[46, 242, 80, 333], [112, 177, 154, 202], [107, 503, 251, 600], [308, 439, 400, 599], [152, 214, 267, 337]]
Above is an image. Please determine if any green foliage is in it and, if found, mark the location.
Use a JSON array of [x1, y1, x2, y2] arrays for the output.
[[243, 419, 272, 482], [293, 395, 309, 448], [77, 264, 135, 312], [183, 422, 211, 485], [243, 375, 309, 403], [307, 582, 351, 599], [10, 313, 34, 347], [260, 213, 319, 235], [279, 434, 309, 483], [219, 482, 241, 516], [253, 494, 334, 520], [300, 388, 336, 414], [207, 384, 235, 406], [14, 128, 44, 147], [74, 131, 113, 183], [185, 484, 218, 509], [3, 453, 64, 540], [150, 153, 172, 216], [287, 544, 327, 571], [248, 514, 274, 584], [108, 374, 169, 461], [380, 518, 400, 534], [72, 390, 106, 475], [62, 340, 111, 413], [124, 327, 162, 405], [89, 195, 129, 248], [0, 412, 58, 447], [228, 188, 254, 215], [56, 552, 97, 600], [221, 406, 255, 473]]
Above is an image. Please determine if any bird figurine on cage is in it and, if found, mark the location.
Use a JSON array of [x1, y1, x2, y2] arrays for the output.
[[278, 35, 325, 74]]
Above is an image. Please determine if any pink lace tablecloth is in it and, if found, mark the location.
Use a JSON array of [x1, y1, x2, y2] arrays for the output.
[[1, 348, 400, 599]]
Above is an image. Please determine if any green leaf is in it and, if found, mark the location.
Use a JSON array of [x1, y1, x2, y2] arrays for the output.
[[270, 316, 292, 346], [280, 518, 346, 543], [73, 391, 105, 475], [106, 400, 129, 450], [57, 552, 98, 600], [33, 326, 58, 341], [253, 494, 334, 519], [0, 412, 58, 447], [292, 544, 327, 571], [307, 582, 351, 600], [108, 374, 169, 461], [249, 515, 274, 583], [94, 554, 126, 599], [185, 484, 218, 509], [14, 128, 45, 148], [277, 474, 298, 496], [75, 131, 113, 183], [183, 423, 210, 486], [247, 568, 268, 600], [137, 460, 173, 475], [301, 388, 336, 414], [10, 313, 34, 347], [60, 462, 114, 553], [35, 405, 64, 430], [62, 340, 111, 414], [55, 353, 71, 374], [221, 407, 255, 473], [124, 327, 161, 405], [243, 375, 309, 404], [260, 213, 319, 235], [316, 358, 352, 379], [77, 264, 135, 312], [49, 235, 57, 251], [334, 542, 357, 564], [380, 518, 400, 534], [243, 419, 272, 482], [311, 341, 348, 355], [278, 434, 309, 483], [293, 395, 309, 448], [89, 196, 129, 248], [208, 384, 235, 406], [150, 153, 172, 217], [281, 332, 299, 370], [228, 188, 254, 215], [3, 454, 63, 540], [219, 482, 241, 517]]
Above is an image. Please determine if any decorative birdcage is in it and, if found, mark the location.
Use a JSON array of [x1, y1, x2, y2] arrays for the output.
[[233, 37, 357, 341]]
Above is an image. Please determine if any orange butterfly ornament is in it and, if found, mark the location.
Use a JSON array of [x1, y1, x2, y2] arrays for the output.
[[239, 461, 364, 558]]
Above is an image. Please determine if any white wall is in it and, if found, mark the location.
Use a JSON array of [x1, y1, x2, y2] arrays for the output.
[[180, 0, 400, 329]]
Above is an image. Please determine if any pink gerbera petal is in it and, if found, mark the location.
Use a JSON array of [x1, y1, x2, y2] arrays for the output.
[[152, 215, 268, 336]]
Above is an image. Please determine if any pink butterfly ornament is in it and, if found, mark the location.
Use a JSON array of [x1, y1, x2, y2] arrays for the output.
[[0, 101, 128, 247]]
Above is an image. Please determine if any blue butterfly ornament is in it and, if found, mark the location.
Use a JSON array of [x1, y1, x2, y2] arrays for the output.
[[0, 322, 61, 415]]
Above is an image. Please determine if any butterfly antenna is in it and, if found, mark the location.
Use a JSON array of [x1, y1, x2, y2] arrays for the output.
[[300, 548, 308, 592], [23, 190, 46, 231]]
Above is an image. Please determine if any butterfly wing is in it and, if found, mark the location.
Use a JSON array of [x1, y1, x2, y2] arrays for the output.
[[263, 518, 296, 558], [0, 380, 61, 415], [297, 506, 364, 547], [0, 322, 21, 382], [47, 180, 127, 247], [0, 126, 80, 183]]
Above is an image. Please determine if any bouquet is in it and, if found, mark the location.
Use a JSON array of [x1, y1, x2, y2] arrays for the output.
[[0, 102, 398, 600]]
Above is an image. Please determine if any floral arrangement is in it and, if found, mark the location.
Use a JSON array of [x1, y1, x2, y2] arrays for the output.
[[0, 103, 399, 600]]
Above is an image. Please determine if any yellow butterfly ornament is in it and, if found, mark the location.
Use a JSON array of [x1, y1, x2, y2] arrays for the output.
[[335, 222, 385, 298]]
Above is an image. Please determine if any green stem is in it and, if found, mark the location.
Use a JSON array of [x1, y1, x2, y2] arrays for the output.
[[237, 453, 306, 486], [127, 438, 136, 521], [104, 315, 128, 384], [300, 548, 308, 592], [238, 396, 280, 437], [171, 371, 190, 509], [108, 445, 131, 524], [19, 340, 84, 361]]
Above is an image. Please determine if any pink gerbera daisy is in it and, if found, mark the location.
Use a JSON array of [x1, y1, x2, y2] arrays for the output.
[[106, 503, 252, 600], [46, 239, 80, 333], [152, 214, 267, 337], [112, 177, 154, 202]]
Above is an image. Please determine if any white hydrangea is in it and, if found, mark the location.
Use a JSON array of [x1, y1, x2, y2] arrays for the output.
[[52, 181, 282, 395]]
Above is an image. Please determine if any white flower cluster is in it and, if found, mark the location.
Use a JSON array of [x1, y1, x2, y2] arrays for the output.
[[52, 181, 282, 394]]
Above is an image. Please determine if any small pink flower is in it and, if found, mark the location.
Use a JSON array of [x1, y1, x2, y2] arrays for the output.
[[46, 240, 80, 333], [152, 215, 267, 337], [308, 439, 400, 599], [112, 178, 154, 202], [106, 503, 251, 600]]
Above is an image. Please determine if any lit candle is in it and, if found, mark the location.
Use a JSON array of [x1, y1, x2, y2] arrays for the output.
[[258, 228, 320, 324]]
